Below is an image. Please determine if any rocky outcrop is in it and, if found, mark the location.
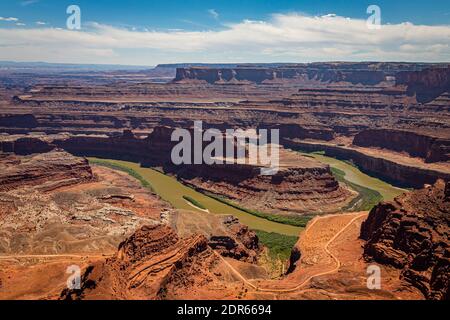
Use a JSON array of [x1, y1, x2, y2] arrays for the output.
[[209, 216, 260, 263], [54, 134, 149, 163], [0, 161, 167, 255], [360, 180, 450, 300], [61, 224, 216, 300], [353, 129, 450, 163], [168, 210, 262, 263], [174, 148, 352, 215], [174, 65, 384, 85], [50, 127, 176, 166], [0, 150, 94, 192], [274, 123, 334, 141], [0, 137, 54, 155], [396, 67, 450, 103]]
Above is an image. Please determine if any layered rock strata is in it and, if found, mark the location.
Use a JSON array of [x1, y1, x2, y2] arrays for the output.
[[0, 150, 93, 192], [360, 180, 449, 300], [61, 224, 219, 300], [353, 129, 450, 163], [284, 139, 450, 188], [176, 149, 351, 215], [174, 63, 448, 85], [1, 131, 353, 215]]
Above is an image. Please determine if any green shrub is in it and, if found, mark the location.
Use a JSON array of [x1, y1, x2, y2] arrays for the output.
[[254, 230, 298, 261], [204, 192, 313, 227], [331, 167, 382, 211]]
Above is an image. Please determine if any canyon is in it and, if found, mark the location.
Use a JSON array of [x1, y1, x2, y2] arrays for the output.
[[0, 61, 448, 301], [0, 131, 355, 216]]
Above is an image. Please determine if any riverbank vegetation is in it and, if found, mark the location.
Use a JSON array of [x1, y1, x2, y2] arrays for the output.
[[331, 167, 383, 211], [89, 158, 154, 191], [204, 192, 313, 228], [255, 230, 298, 261], [182, 195, 207, 210]]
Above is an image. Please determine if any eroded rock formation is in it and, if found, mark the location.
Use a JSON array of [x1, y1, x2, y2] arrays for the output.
[[353, 129, 450, 163], [209, 216, 260, 263], [174, 62, 446, 85], [360, 180, 450, 300], [396, 66, 450, 103], [1, 131, 354, 215], [176, 153, 351, 215], [0, 152, 167, 255], [284, 139, 450, 188], [61, 224, 218, 300], [0, 150, 93, 192]]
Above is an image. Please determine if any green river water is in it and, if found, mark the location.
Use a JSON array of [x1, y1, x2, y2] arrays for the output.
[[304, 152, 406, 201], [89, 154, 406, 236]]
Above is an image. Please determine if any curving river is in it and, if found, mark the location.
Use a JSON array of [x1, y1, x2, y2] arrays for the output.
[[89, 154, 406, 236], [303, 152, 406, 201], [89, 158, 302, 236]]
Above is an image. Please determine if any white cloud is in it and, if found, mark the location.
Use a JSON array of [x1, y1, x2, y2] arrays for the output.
[[21, 0, 40, 6], [0, 13, 449, 65], [0, 17, 19, 22], [208, 9, 219, 20], [36, 21, 47, 25], [16, 23, 26, 26]]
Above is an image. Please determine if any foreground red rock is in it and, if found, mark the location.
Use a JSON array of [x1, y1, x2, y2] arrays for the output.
[[360, 180, 449, 300], [208, 216, 261, 263], [61, 224, 218, 300]]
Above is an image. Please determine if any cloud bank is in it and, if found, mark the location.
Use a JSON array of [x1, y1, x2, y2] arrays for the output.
[[0, 13, 449, 65]]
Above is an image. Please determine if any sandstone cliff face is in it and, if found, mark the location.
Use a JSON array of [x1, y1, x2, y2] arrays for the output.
[[174, 66, 385, 85], [208, 216, 260, 263], [285, 140, 450, 188], [0, 150, 93, 192], [168, 210, 262, 264], [396, 67, 450, 103], [176, 162, 350, 215], [0, 137, 54, 155], [360, 180, 449, 300], [274, 123, 334, 141], [353, 129, 450, 163], [55, 134, 149, 163], [0, 114, 38, 129], [61, 224, 218, 300], [173, 62, 445, 85], [52, 127, 175, 166]]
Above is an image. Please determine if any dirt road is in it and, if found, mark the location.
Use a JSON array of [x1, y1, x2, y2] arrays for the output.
[[215, 212, 368, 293]]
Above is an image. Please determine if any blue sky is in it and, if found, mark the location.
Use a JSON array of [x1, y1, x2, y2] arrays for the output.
[[0, 0, 449, 65], [1, 0, 449, 29]]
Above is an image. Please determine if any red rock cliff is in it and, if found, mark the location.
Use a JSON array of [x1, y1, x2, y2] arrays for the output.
[[0, 150, 94, 192], [353, 129, 450, 163], [396, 67, 450, 103], [360, 180, 449, 300]]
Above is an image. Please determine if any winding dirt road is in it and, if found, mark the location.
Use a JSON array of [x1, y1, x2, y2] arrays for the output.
[[214, 212, 368, 293]]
